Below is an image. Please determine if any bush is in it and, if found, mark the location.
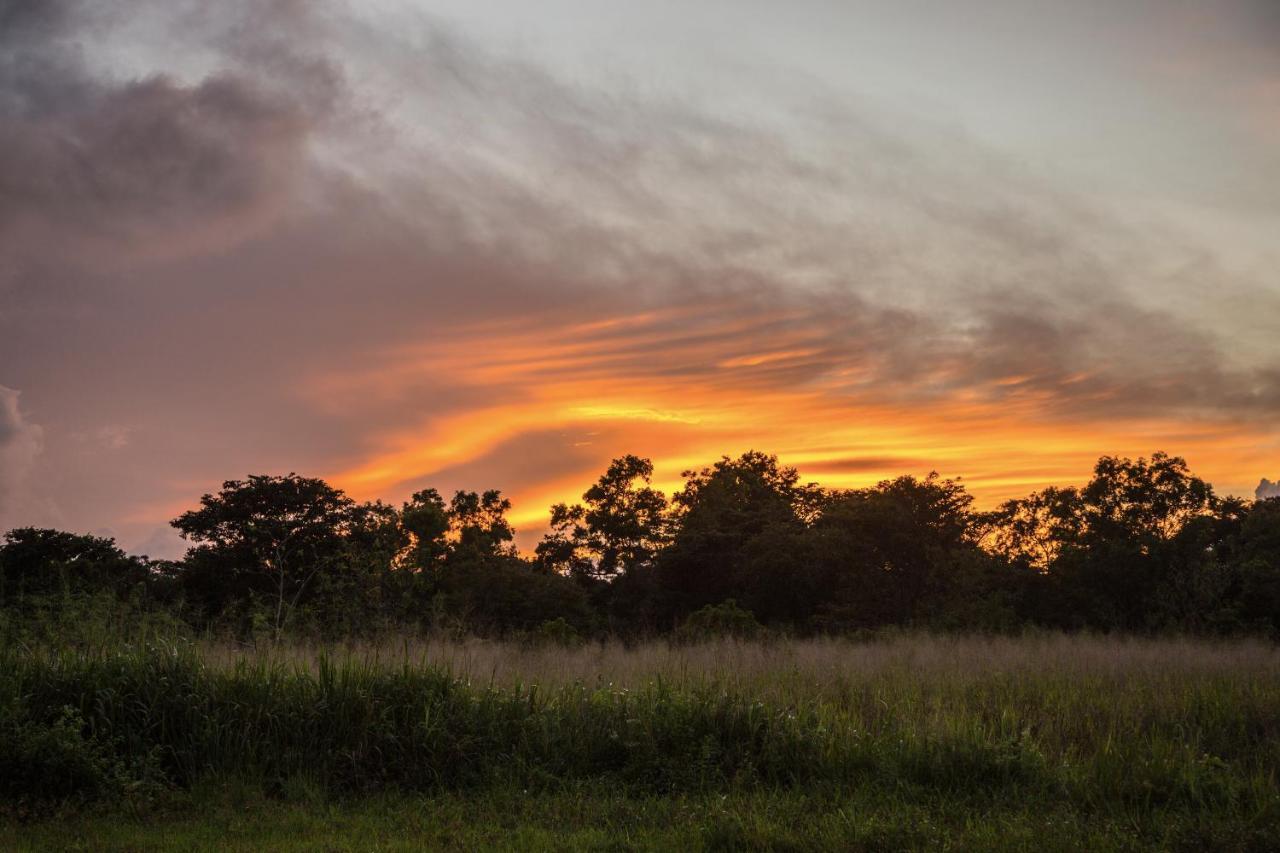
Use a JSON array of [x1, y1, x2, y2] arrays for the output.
[[0, 705, 165, 814], [533, 617, 583, 647], [675, 600, 762, 642], [0, 646, 832, 799]]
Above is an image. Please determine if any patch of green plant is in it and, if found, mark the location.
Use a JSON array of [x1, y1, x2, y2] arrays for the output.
[[675, 600, 762, 642]]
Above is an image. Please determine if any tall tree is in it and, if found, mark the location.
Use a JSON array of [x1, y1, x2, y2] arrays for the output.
[[537, 455, 668, 581], [1211, 497, 1280, 635], [171, 474, 355, 640], [813, 474, 992, 629], [656, 451, 820, 620], [400, 488, 451, 572], [304, 500, 409, 637], [446, 490, 516, 562], [984, 453, 1219, 630]]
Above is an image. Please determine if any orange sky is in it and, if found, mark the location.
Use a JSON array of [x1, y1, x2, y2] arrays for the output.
[[314, 303, 1278, 549], [3, 0, 1278, 559]]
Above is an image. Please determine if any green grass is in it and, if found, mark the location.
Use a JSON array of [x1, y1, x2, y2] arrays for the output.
[[3, 635, 1279, 849], [7, 786, 1277, 852]]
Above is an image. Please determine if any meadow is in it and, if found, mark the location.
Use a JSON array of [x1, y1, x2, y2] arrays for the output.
[[3, 632, 1279, 850]]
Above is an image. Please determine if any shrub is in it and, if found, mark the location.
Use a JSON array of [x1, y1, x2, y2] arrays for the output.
[[675, 600, 762, 642], [0, 705, 165, 813], [533, 617, 583, 647]]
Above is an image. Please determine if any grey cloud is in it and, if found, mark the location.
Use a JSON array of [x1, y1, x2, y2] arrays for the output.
[[1259, 479, 1280, 501], [0, 0, 337, 273], [315, 15, 1280, 424]]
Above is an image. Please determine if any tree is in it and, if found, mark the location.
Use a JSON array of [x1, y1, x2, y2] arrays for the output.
[[812, 473, 982, 629], [445, 490, 516, 562], [983, 453, 1219, 630], [0, 528, 149, 610], [536, 455, 668, 581], [171, 474, 355, 640], [1212, 497, 1280, 635], [405, 488, 597, 635], [400, 488, 450, 573], [979, 486, 1085, 571], [656, 451, 820, 621], [302, 500, 409, 638]]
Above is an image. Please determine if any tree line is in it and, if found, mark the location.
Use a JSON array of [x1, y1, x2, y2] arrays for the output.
[[3, 451, 1279, 641]]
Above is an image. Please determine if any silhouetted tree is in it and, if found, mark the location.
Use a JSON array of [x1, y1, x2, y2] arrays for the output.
[[409, 488, 589, 634], [812, 473, 986, 629], [985, 453, 1219, 630], [537, 455, 668, 581], [5, 447, 1273, 640], [171, 474, 356, 639], [301, 500, 408, 638], [0, 528, 149, 610], [1211, 497, 1280, 635], [446, 490, 516, 562], [656, 451, 820, 622], [400, 488, 450, 570]]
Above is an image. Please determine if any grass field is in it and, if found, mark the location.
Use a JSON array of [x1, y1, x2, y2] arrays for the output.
[[4, 634, 1279, 850]]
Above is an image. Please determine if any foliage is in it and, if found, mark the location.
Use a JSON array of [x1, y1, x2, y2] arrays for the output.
[[982, 452, 1255, 632], [537, 455, 668, 581], [811, 472, 980, 628], [172, 474, 357, 640], [532, 617, 584, 647], [2, 634, 1280, 851], [655, 452, 817, 622], [0, 528, 151, 611], [675, 600, 762, 642], [0, 704, 165, 813], [3, 450, 1280, 640]]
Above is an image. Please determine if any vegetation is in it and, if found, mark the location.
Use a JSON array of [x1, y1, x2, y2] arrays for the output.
[[10, 784, 1278, 852], [3, 449, 1279, 642], [3, 449, 1279, 847], [2, 635, 1279, 849]]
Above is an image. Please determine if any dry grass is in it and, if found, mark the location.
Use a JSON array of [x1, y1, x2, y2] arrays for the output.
[[202, 631, 1280, 692], [6, 631, 1280, 851], [186, 633, 1280, 766]]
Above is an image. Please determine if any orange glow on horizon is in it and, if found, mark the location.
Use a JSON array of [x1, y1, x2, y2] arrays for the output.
[[310, 303, 1278, 551]]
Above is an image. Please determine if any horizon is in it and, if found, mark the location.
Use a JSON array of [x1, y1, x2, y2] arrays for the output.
[[2, 447, 1273, 560], [3, 0, 1279, 559]]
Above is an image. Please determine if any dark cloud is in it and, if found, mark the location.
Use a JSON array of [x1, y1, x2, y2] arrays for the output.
[[803, 457, 930, 474], [0, 0, 337, 273], [0, 0, 97, 114], [2, 76, 307, 253]]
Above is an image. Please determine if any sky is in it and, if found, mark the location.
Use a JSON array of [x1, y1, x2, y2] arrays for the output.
[[2, 0, 1279, 556]]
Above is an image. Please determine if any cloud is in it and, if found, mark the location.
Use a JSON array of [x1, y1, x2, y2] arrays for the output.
[[1258, 479, 1280, 501], [0, 0, 338, 275], [1, 0, 1277, 549], [0, 386, 46, 531]]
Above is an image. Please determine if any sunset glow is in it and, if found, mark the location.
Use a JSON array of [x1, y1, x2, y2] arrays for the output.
[[2, 0, 1277, 556], [317, 303, 1277, 548]]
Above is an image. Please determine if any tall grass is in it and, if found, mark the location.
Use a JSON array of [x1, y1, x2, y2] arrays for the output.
[[3, 633, 1279, 836]]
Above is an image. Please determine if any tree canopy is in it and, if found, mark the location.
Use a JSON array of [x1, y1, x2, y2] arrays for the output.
[[4, 450, 1278, 642]]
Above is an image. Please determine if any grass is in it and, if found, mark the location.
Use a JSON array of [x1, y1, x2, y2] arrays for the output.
[[8, 786, 1274, 852], [4, 633, 1279, 849]]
